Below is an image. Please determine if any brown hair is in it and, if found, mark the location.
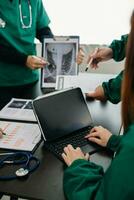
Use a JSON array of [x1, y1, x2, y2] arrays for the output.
[[122, 10, 134, 130]]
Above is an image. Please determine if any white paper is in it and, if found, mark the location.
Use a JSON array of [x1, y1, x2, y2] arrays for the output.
[[0, 98, 36, 122], [0, 121, 41, 151], [56, 73, 116, 93]]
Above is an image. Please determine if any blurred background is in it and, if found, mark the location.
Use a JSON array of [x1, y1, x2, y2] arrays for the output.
[[43, 0, 133, 44], [36, 1, 134, 74]]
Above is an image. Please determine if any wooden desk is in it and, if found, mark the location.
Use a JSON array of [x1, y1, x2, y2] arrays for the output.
[[0, 73, 121, 200]]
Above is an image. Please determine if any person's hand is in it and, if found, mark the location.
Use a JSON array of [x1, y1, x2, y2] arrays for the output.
[[26, 55, 48, 70], [85, 126, 112, 147], [87, 47, 113, 69], [76, 48, 85, 65], [62, 144, 89, 166], [86, 85, 107, 101]]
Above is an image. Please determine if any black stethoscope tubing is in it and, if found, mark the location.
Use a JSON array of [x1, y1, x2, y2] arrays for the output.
[[0, 152, 40, 180]]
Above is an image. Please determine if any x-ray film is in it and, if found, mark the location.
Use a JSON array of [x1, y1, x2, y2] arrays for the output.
[[41, 36, 79, 88]]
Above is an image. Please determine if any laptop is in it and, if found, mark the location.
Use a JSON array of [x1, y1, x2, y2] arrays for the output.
[[32, 87, 102, 160]]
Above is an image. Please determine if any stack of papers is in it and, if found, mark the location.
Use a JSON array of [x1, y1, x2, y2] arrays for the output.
[[0, 98, 41, 151], [0, 121, 41, 151], [0, 98, 36, 122]]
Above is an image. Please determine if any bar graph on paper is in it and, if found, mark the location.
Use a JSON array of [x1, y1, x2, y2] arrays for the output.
[[0, 121, 41, 151]]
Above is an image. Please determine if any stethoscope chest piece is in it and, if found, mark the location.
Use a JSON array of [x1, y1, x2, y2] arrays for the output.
[[16, 168, 29, 177]]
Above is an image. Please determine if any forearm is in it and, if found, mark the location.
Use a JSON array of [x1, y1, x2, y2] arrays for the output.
[[0, 27, 53, 65], [64, 159, 104, 200], [102, 71, 123, 104], [36, 26, 53, 43], [0, 44, 28, 65], [107, 134, 122, 152]]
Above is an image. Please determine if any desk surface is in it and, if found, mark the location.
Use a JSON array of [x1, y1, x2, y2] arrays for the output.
[[0, 73, 121, 200]]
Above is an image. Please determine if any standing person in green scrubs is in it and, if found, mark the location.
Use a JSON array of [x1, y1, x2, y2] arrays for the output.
[[62, 10, 134, 200], [0, 0, 53, 109]]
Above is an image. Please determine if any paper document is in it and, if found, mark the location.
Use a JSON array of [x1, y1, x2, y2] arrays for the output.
[[0, 121, 41, 151], [0, 98, 36, 122], [56, 73, 116, 93]]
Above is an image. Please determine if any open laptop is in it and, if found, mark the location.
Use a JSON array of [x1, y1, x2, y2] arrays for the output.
[[32, 87, 102, 160]]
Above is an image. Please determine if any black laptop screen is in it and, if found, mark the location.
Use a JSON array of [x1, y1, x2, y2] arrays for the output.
[[33, 88, 92, 141]]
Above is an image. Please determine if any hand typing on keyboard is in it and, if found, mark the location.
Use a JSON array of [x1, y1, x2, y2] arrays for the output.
[[62, 144, 89, 166], [85, 126, 112, 147]]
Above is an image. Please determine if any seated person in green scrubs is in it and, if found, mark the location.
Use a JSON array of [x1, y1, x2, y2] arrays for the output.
[[62, 10, 134, 200], [85, 33, 128, 102], [86, 35, 127, 102], [0, 0, 53, 109], [77, 26, 128, 102]]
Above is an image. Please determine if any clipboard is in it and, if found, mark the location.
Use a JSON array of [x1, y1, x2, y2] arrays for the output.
[[41, 36, 79, 89]]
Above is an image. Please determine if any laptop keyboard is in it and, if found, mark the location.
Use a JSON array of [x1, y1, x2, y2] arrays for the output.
[[44, 126, 93, 160]]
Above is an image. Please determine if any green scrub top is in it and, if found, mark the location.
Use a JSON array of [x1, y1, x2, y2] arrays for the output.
[[63, 124, 134, 200], [102, 34, 128, 104], [102, 71, 123, 104], [109, 34, 128, 62], [0, 0, 50, 86], [63, 35, 131, 199]]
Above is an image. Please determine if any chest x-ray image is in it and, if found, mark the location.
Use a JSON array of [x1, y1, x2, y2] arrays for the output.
[[41, 36, 79, 88]]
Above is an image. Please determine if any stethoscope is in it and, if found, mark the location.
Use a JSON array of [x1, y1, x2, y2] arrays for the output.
[[0, 152, 40, 180], [0, 0, 32, 29], [19, 0, 32, 29]]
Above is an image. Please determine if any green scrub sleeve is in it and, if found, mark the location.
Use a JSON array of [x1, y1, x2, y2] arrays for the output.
[[63, 125, 134, 200], [107, 134, 122, 152], [109, 34, 128, 61], [63, 159, 104, 200], [36, 0, 51, 30], [0, 43, 27, 65], [102, 71, 123, 104]]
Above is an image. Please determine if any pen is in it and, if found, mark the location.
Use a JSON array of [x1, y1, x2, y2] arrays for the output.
[[85, 57, 94, 72], [85, 48, 99, 71], [0, 128, 6, 136]]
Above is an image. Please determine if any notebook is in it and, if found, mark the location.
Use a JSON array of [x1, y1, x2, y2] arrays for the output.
[[32, 87, 102, 160]]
